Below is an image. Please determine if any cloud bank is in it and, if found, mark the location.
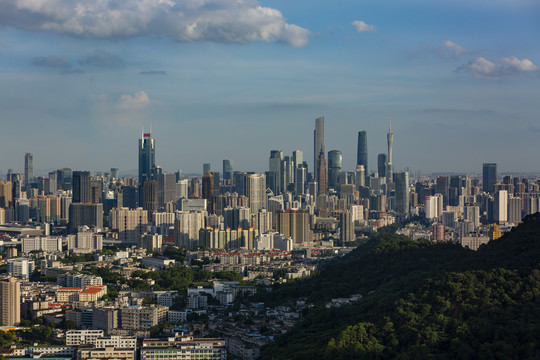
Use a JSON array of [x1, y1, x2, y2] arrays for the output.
[[0, 0, 310, 47], [457, 56, 537, 78], [351, 20, 376, 33]]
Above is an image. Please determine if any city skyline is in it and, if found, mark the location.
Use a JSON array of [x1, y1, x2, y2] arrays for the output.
[[0, 0, 539, 174]]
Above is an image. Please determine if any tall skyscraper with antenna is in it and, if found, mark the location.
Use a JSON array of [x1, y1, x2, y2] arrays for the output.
[[387, 118, 394, 183]]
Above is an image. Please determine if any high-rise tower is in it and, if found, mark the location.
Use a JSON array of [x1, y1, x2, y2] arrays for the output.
[[483, 163, 497, 193], [72, 171, 91, 203], [24, 153, 33, 188], [387, 118, 394, 183], [328, 150, 343, 190], [314, 117, 325, 181], [317, 147, 327, 195], [138, 132, 155, 185], [356, 131, 367, 175], [0, 277, 21, 326], [377, 153, 387, 178]]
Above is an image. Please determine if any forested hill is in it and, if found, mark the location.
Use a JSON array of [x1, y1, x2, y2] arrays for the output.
[[259, 213, 540, 360]]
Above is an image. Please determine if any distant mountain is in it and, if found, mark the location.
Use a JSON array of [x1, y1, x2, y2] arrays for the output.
[[259, 213, 540, 359]]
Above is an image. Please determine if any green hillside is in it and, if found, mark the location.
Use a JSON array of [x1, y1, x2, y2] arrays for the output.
[[259, 214, 540, 359]]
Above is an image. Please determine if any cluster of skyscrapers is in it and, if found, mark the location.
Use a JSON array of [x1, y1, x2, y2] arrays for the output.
[[2, 116, 539, 252]]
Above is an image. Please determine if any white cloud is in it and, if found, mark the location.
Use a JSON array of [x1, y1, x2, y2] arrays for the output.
[[501, 56, 537, 72], [351, 20, 376, 33], [0, 0, 309, 47], [443, 40, 470, 58], [457, 56, 537, 79], [117, 91, 150, 110]]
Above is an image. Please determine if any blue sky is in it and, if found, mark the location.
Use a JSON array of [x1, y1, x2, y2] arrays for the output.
[[0, 0, 539, 176]]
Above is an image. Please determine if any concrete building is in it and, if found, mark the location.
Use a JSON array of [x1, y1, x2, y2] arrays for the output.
[[276, 210, 313, 247], [140, 336, 226, 360], [0, 277, 21, 326], [66, 330, 104, 346], [7, 258, 35, 279], [120, 305, 168, 330], [22, 237, 62, 253], [109, 207, 148, 244]]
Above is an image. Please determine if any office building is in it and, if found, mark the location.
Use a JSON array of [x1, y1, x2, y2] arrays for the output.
[[268, 150, 283, 194], [316, 148, 327, 195], [68, 203, 104, 233], [292, 150, 303, 179], [483, 163, 497, 193], [73, 171, 91, 203], [57, 168, 72, 191], [24, 153, 33, 187], [0, 277, 20, 326], [202, 172, 214, 213], [0, 181, 13, 208], [158, 173, 176, 208], [295, 165, 307, 196], [377, 153, 387, 178], [357, 131, 368, 175], [327, 150, 342, 190], [203, 163, 211, 176], [314, 117, 325, 181], [139, 132, 156, 185], [394, 172, 409, 215], [222, 159, 233, 180], [143, 180, 158, 220]]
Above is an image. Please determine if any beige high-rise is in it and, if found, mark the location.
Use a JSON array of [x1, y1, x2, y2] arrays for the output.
[[0, 277, 21, 326]]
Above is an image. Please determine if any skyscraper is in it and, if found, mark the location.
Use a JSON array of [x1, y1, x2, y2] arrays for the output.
[[314, 117, 324, 181], [377, 153, 387, 178], [222, 160, 233, 181], [24, 153, 33, 187], [268, 150, 283, 194], [0, 277, 20, 326], [72, 171, 91, 203], [143, 180, 158, 221], [483, 163, 497, 193], [394, 171, 409, 215], [387, 119, 394, 183], [356, 131, 367, 175], [138, 132, 155, 185], [247, 174, 266, 213], [327, 150, 342, 190], [202, 172, 214, 214], [317, 148, 327, 195], [203, 163, 211, 176]]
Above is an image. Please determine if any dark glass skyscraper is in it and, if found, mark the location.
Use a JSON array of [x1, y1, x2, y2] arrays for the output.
[[357, 131, 367, 173], [222, 159, 233, 180], [24, 153, 33, 188], [72, 171, 91, 204], [327, 150, 342, 189], [483, 163, 497, 193], [138, 132, 155, 185], [377, 153, 387, 178]]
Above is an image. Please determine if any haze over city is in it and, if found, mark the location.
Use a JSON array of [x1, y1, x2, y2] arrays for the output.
[[1, 0, 539, 174]]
